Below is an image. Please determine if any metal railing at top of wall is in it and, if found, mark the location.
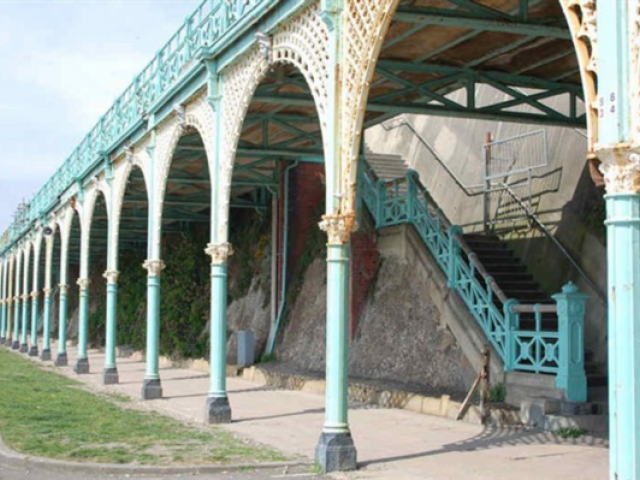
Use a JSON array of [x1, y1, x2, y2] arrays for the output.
[[0, 0, 268, 254], [357, 158, 589, 402]]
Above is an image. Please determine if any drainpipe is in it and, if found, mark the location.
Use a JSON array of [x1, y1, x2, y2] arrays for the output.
[[266, 159, 299, 355], [270, 191, 278, 337]]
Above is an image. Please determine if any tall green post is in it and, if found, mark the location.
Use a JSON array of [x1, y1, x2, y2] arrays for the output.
[[29, 238, 42, 357], [0, 260, 7, 344], [315, 1, 357, 472], [29, 291, 39, 357], [596, 1, 640, 478], [142, 258, 164, 400], [205, 243, 233, 423], [74, 278, 90, 373], [19, 292, 29, 353], [12, 250, 22, 350], [55, 283, 69, 366], [55, 227, 70, 367], [41, 236, 53, 361], [316, 217, 357, 472], [103, 270, 119, 383], [19, 248, 30, 353]]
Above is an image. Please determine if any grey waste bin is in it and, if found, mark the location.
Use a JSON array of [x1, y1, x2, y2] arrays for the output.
[[237, 330, 255, 368]]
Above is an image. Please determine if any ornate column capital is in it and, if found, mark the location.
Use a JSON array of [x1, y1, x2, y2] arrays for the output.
[[43, 288, 53, 297], [597, 143, 640, 194], [30, 291, 40, 299], [77, 278, 91, 290], [0, 299, 4, 306], [143, 259, 166, 276], [205, 242, 234, 265], [6, 297, 12, 305], [318, 213, 358, 245], [102, 270, 119, 284], [59, 284, 69, 295], [21, 293, 29, 301]]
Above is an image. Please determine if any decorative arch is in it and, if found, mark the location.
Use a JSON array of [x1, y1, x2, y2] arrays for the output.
[[215, 3, 330, 241], [111, 147, 151, 254], [559, 0, 598, 151], [336, 0, 599, 214], [83, 185, 110, 241], [153, 92, 217, 239]]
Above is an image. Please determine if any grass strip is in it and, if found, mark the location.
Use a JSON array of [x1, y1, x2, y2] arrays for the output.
[[0, 349, 286, 465]]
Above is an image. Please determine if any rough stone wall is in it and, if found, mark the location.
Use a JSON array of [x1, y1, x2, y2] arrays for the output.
[[278, 258, 327, 372], [226, 276, 271, 363], [349, 229, 380, 342], [278, 254, 467, 395], [350, 257, 467, 394]]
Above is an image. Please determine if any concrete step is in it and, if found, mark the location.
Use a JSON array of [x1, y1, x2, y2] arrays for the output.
[[541, 414, 607, 436]]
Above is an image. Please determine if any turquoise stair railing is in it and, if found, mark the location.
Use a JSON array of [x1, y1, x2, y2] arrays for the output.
[[357, 159, 588, 402]]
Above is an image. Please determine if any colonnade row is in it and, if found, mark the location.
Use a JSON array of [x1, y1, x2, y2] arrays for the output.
[[0, 1, 639, 477]]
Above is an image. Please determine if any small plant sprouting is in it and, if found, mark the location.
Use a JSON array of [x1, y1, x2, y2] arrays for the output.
[[554, 427, 587, 439]]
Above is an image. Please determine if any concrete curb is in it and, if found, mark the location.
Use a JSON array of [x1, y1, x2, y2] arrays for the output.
[[0, 433, 311, 475]]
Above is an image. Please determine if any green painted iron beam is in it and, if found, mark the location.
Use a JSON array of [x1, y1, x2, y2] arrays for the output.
[[393, 7, 569, 39]]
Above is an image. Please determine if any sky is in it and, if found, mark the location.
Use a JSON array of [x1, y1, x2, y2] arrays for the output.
[[0, 0, 201, 233]]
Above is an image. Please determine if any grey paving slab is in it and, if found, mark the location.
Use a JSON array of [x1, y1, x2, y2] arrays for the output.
[[23, 344, 608, 479]]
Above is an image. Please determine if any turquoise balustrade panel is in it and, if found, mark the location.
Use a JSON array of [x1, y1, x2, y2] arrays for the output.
[[356, 159, 583, 385]]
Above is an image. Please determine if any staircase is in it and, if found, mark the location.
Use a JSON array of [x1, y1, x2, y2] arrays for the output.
[[361, 151, 604, 407]]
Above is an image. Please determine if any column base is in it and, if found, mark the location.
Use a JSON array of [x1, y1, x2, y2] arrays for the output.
[[142, 378, 163, 400], [41, 348, 51, 361], [103, 367, 119, 385], [28, 346, 38, 357], [11, 341, 19, 350], [0, 337, 6, 345], [74, 358, 90, 374], [205, 396, 232, 424], [19, 343, 28, 353], [54, 352, 68, 367], [315, 432, 357, 473]]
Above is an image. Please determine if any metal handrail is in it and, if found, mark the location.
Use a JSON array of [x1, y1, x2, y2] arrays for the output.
[[378, 117, 485, 195], [501, 183, 605, 302]]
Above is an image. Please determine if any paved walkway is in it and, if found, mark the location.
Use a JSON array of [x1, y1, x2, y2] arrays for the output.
[[23, 345, 608, 479]]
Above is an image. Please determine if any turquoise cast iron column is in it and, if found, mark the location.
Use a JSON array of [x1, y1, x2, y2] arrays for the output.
[[41, 237, 53, 361], [74, 278, 90, 373], [56, 226, 70, 367], [29, 291, 39, 357], [605, 192, 640, 479], [315, 0, 357, 472], [596, 1, 640, 478], [103, 270, 119, 384], [316, 217, 357, 472], [553, 282, 588, 402], [142, 259, 164, 400], [141, 134, 163, 400], [41, 288, 53, 360], [19, 247, 30, 353], [19, 292, 29, 353], [205, 243, 233, 423], [29, 239, 42, 357], [12, 251, 22, 350], [103, 176, 119, 384], [0, 260, 7, 344], [55, 284, 69, 366]]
